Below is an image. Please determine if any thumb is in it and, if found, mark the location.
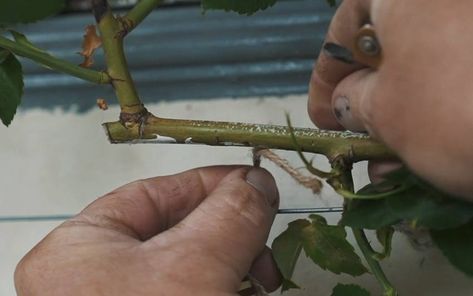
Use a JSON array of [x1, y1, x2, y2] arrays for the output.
[[331, 68, 378, 133], [154, 167, 279, 289]]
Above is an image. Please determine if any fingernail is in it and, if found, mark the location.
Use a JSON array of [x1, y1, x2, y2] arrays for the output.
[[246, 168, 279, 208], [323, 42, 354, 64], [333, 96, 365, 132]]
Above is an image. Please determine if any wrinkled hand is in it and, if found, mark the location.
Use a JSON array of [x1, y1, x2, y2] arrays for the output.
[[15, 166, 281, 295], [309, 0, 473, 198]]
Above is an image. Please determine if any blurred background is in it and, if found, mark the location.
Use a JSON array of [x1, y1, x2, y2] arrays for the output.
[[1, 0, 472, 295]]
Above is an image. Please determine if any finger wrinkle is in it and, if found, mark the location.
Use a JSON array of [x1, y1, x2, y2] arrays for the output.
[[139, 180, 169, 233], [70, 211, 142, 241], [112, 181, 165, 239], [142, 173, 206, 231]]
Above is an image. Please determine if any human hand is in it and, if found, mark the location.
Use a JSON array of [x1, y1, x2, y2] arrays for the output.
[[308, 0, 473, 198], [14, 166, 281, 296]]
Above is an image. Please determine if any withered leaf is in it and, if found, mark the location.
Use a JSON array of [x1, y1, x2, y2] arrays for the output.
[[79, 25, 102, 68], [96, 98, 108, 110]]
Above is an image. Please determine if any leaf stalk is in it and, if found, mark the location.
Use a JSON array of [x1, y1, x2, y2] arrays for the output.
[[0, 35, 110, 84], [352, 228, 398, 296], [337, 184, 409, 200]]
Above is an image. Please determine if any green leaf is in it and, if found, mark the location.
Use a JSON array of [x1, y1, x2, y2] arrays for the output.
[[0, 0, 65, 25], [375, 227, 394, 260], [0, 49, 9, 63], [0, 50, 23, 126], [341, 167, 473, 230], [202, 0, 277, 15], [271, 220, 305, 292], [303, 215, 367, 276], [272, 216, 367, 291], [387, 188, 473, 229], [331, 283, 370, 296], [431, 219, 473, 277], [341, 198, 398, 229]]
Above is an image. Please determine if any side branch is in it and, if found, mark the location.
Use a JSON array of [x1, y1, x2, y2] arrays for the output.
[[0, 36, 110, 84], [124, 0, 163, 34], [103, 115, 396, 162]]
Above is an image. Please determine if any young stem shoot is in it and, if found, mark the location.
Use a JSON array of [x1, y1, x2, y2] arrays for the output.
[[0, 35, 110, 84], [125, 0, 163, 34], [286, 114, 333, 178]]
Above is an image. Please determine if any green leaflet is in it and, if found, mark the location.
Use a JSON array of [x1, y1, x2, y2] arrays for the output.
[[374, 227, 394, 260], [331, 283, 370, 296], [202, 0, 277, 15], [0, 0, 65, 25], [431, 220, 473, 277], [0, 50, 23, 126], [303, 215, 367, 276], [272, 215, 367, 291], [341, 168, 473, 230], [341, 198, 398, 229], [0, 49, 9, 63], [271, 220, 304, 292]]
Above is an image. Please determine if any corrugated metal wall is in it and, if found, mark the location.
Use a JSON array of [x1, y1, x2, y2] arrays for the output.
[[18, 0, 334, 111]]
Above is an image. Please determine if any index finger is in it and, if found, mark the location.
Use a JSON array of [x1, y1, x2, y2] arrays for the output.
[[308, 0, 371, 129]]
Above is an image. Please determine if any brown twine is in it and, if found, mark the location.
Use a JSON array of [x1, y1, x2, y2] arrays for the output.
[[253, 148, 322, 194]]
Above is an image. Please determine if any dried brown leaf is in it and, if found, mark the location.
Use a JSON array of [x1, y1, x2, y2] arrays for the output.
[[79, 25, 102, 68], [96, 98, 108, 110]]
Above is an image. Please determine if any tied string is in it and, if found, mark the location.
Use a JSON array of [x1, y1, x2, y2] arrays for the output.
[[253, 148, 322, 194]]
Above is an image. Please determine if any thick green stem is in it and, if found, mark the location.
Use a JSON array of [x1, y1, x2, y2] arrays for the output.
[[125, 0, 163, 33], [93, 0, 144, 113], [0, 35, 110, 84], [103, 115, 396, 162], [352, 229, 398, 296]]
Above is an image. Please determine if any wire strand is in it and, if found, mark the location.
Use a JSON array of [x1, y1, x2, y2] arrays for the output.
[[0, 207, 344, 223]]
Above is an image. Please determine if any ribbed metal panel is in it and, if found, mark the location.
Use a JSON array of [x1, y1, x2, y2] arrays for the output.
[[17, 1, 334, 111]]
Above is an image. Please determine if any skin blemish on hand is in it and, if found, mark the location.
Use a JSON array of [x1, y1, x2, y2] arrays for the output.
[[333, 96, 351, 121], [333, 96, 366, 132]]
